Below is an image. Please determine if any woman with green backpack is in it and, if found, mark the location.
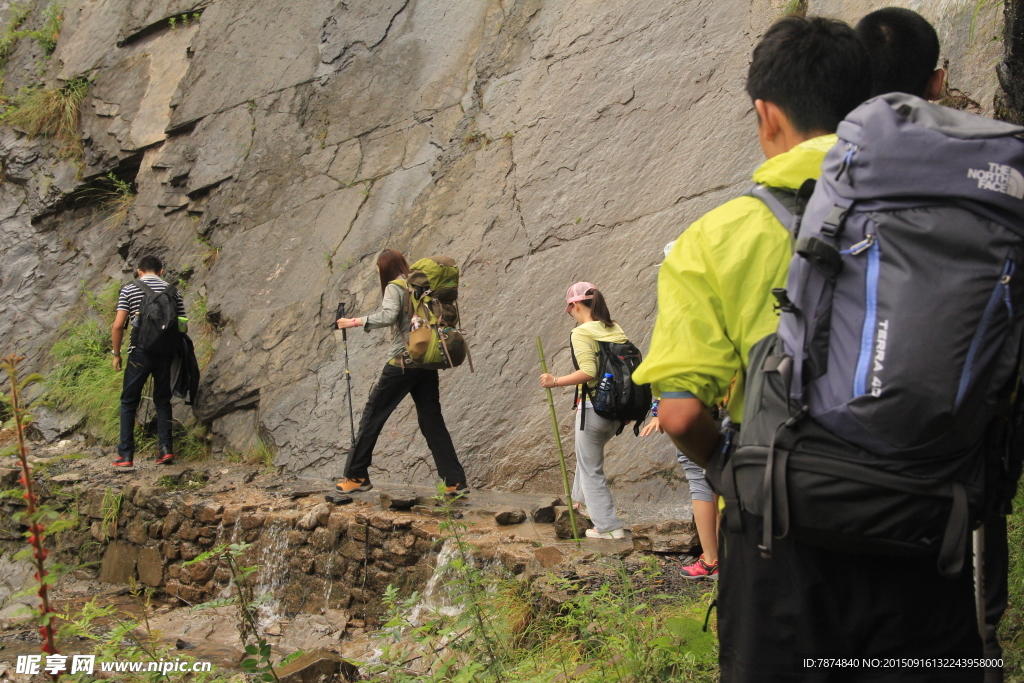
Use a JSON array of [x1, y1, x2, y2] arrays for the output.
[[539, 282, 629, 539], [335, 249, 468, 495]]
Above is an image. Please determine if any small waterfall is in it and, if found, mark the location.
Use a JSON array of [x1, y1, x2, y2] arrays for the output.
[[250, 522, 290, 628], [408, 539, 466, 626]]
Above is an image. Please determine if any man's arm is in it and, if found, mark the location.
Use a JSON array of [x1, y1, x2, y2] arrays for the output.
[[111, 310, 128, 371], [658, 397, 720, 468]]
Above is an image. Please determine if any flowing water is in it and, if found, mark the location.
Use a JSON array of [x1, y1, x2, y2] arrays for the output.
[[408, 539, 467, 626]]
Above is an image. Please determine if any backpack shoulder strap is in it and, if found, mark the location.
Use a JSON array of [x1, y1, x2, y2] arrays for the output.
[[134, 278, 156, 296], [569, 332, 587, 430], [744, 184, 798, 238]]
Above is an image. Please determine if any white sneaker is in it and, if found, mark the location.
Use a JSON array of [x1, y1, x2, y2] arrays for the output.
[[585, 527, 626, 540]]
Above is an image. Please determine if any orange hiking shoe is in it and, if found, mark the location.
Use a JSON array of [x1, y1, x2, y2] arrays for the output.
[[444, 482, 469, 496], [680, 554, 719, 581], [336, 477, 372, 493]]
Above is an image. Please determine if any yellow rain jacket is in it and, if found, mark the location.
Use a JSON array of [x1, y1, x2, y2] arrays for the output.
[[632, 135, 837, 423]]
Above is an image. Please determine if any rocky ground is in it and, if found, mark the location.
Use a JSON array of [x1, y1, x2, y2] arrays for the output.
[[0, 437, 705, 681]]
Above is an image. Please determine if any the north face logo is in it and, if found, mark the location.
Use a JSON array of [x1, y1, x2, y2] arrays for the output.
[[967, 162, 1024, 199]]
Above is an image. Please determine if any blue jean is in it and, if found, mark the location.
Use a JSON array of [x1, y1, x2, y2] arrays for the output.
[[118, 348, 173, 458]]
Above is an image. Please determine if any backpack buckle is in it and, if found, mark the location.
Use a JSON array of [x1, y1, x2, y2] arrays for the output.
[[771, 288, 798, 314], [821, 205, 848, 238]]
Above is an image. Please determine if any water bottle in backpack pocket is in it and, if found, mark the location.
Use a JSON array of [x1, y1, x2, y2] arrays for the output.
[[707, 93, 1024, 576], [570, 337, 652, 436], [592, 373, 615, 412]]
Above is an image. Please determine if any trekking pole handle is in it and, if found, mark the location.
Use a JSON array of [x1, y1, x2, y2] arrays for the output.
[[335, 302, 347, 335]]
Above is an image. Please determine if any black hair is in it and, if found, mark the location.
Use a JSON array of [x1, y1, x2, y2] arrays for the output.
[[747, 16, 872, 134], [137, 255, 162, 273], [580, 288, 614, 328], [855, 8, 940, 98]]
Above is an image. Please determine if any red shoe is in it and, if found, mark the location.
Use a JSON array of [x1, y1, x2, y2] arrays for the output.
[[112, 455, 134, 467], [156, 452, 175, 465], [680, 555, 719, 581]]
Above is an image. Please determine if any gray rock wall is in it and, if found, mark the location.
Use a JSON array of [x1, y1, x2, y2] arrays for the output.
[[0, 0, 1010, 519]]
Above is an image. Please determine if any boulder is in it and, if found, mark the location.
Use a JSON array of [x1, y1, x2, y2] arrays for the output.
[[631, 519, 699, 554], [530, 498, 562, 524], [553, 507, 593, 540], [494, 508, 527, 525]]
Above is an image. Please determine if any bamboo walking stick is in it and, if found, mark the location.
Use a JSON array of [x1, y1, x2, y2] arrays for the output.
[[536, 336, 581, 545]]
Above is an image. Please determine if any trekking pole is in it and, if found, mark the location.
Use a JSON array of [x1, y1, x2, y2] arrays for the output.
[[974, 525, 985, 642], [336, 303, 356, 449], [536, 336, 581, 546]]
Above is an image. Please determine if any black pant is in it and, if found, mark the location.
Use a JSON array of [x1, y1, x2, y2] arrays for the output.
[[118, 348, 173, 458], [984, 516, 1008, 683], [719, 510, 982, 683], [343, 365, 466, 485]]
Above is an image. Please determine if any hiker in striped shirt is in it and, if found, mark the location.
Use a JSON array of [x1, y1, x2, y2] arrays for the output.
[[110, 255, 186, 468]]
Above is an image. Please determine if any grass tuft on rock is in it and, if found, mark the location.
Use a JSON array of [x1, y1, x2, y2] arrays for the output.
[[4, 75, 88, 158]]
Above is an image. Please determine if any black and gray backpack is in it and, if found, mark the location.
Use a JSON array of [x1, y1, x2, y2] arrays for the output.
[[133, 280, 181, 355], [709, 93, 1024, 576], [570, 337, 652, 436]]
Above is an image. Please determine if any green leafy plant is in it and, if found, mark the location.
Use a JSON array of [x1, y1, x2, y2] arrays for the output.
[[3, 75, 88, 158]]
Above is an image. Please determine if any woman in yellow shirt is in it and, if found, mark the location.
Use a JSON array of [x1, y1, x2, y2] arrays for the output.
[[539, 282, 629, 539]]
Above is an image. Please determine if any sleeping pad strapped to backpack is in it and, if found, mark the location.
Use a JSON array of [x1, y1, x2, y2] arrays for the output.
[[392, 256, 472, 371], [708, 93, 1024, 576]]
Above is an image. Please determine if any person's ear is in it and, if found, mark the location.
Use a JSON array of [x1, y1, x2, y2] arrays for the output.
[[924, 68, 945, 101], [136, 269, 144, 278], [754, 99, 781, 142]]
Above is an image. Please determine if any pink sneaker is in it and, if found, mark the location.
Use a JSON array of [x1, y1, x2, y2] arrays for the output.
[[680, 555, 719, 581]]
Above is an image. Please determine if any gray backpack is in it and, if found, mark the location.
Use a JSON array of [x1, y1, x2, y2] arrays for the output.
[[711, 94, 1024, 576]]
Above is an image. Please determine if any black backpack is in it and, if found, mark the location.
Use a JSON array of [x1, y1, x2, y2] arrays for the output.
[[132, 280, 181, 355], [570, 337, 652, 435]]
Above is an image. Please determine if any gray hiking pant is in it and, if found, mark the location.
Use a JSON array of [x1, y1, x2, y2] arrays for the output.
[[572, 406, 623, 533]]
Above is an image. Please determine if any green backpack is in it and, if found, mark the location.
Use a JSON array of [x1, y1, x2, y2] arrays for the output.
[[392, 256, 473, 371]]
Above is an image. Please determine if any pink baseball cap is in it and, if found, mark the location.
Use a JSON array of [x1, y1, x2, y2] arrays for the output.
[[565, 282, 596, 313]]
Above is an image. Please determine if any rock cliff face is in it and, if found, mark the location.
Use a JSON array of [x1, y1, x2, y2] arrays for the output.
[[0, 0, 1013, 518]]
